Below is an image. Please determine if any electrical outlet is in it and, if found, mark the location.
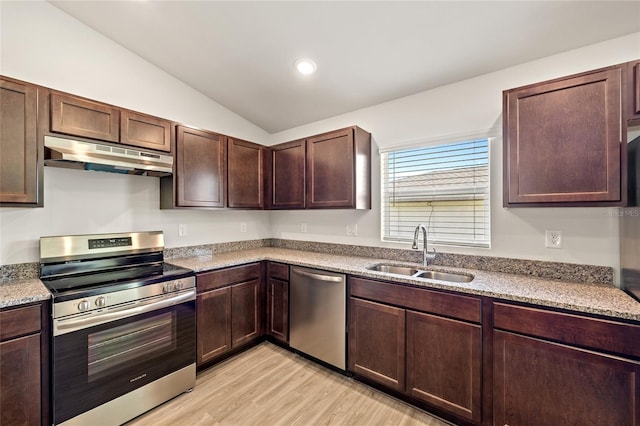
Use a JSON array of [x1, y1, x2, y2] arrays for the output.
[[178, 224, 187, 237], [346, 224, 358, 236], [240, 223, 247, 233], [301, 223, 308, 233], [545, 230, 562, 249]]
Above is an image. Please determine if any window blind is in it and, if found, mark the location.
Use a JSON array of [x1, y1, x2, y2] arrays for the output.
[[381, 139, 490, 248]]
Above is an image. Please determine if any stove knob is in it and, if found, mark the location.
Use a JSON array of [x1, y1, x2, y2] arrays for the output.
[[163, 283, 174, 293], [176, 281, 184, 290], [78, 300, 90, 312], [95, 296, 106, 307]]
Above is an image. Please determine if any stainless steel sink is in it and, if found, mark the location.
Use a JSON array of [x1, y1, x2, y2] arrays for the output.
[[366, 264, 420, 276], [414, 270, 473, 283], [366, 263, 474, 283]]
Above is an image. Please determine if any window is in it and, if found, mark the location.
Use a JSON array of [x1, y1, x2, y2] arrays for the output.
[[381, 138, 490, 248]]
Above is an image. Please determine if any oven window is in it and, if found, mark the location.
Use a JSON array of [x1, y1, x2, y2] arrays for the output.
[[87, 311, 176, 381]]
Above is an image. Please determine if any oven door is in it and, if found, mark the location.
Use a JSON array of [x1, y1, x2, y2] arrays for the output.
[[52, 291, 196, 425]]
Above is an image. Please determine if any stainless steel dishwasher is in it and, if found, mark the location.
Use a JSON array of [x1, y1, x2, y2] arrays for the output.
[[289, 266, 346, 370]]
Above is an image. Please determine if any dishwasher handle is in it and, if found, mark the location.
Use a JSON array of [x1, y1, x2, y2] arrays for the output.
[[291, 268, 343, 282]]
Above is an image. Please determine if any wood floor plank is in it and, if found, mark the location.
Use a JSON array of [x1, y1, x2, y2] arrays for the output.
[[127, 343, 451, 426]]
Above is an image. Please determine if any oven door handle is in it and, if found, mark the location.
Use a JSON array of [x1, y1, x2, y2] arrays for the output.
[[54, 289, 196, 336]]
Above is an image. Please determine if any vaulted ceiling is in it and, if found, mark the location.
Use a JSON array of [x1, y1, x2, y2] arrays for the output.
[[50, 1, 640, 133]]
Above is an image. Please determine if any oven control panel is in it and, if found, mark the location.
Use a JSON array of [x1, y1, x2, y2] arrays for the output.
[[54, 277, 196, 318]]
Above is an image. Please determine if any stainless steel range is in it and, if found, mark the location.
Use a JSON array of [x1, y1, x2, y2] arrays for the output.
[[39, 231, 196, 426]]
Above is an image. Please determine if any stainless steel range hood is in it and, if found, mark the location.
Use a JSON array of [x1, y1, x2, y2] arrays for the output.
[[44, 135, 173, 176]]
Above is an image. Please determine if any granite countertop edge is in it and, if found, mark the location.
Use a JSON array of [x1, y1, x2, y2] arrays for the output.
[[2, 248, 639, 323], [166, 247, 640, 322]]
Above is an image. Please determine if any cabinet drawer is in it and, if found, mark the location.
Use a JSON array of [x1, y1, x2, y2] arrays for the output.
[[494, 302, 640, 359], [267, 262, 289, 281], [350, 277, 406, 306], [350, 277, 481, 323], [51, 92, 120, 142], [0, 304, 41, 341], [197, 263, 261, 293]]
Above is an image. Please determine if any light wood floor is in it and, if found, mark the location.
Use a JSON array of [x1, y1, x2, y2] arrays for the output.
[[127, 342, 451, 425]]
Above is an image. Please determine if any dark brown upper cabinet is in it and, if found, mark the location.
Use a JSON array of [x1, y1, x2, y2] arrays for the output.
[[270, 139, 306, 209], [120, 110, 171, 152], [174, 125, 226, 208], [0, 77, 42, 206], [227, 137, 265, 209], [48, 90, 173, 153], [50, 91, 120, 142], [306, 126, 371, 209], [270, 126, 371, 210], [503, 65, 624, 207], [625, 60, 640, 122]]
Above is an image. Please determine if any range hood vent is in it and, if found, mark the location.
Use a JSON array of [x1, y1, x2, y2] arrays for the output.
[[44, 136, 173, 176]]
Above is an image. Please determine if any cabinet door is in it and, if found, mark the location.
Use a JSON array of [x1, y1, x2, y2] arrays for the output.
[[504, 67, 622, 205], [0, 78, 40, 205], [228, 137, 264, 208], [406, 310, 482, 424], [0, 334, 41, 426], [271, 139, 305, 209], [120, 110, 171, 152], [348, 297, 405, 392], [627, 61, 640, 120], [494, 330, 640, 426], [50, 92, 120, 142], [267, 277, 288, 343], [231, 279, 262, 348], [196, 287, 231, 365], [307, 128, 355, 208], [175, 126, 226, 207]]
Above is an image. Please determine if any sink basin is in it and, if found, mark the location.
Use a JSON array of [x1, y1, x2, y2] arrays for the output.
[[366, 264, 420, 276], [366, 263, 474, 283], [414, 270, 473, 283]]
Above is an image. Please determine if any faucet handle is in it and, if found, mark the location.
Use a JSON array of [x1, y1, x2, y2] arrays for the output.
[[426, 247, 437, 260]]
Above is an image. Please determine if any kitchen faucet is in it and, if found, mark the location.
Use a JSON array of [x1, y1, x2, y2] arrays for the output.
[[412, 224, 436, 267]]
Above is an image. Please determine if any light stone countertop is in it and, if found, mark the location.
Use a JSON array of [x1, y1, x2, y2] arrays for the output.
[[0, 278, 51, 309], [2, 247, 639, 322], [167, 247, 640, 322]]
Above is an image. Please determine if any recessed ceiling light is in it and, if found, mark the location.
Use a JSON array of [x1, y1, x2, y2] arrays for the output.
[[295, 58, 317, 75]]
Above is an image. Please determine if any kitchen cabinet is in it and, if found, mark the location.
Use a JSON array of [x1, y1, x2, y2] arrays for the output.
[[120, 110, 171, 152], [493, 302, 640, 426], [227, 137, 265, 209], [50, 91, 120, 142], [349, 297, 405, 392], [0, 303, 48, 425], [49, 90, 173, 153], [196, 263, 263, 366], [503, 65, 624, 206], [348, 277, 482, 424], [626, 60, 640, 121], [306, 126, 371, 209], [269, 139, 306, 209], [174, 125, 227, 208], [0, 76, 42, 206], [266, 262, 289, 343], [270, 126, 371, 210]]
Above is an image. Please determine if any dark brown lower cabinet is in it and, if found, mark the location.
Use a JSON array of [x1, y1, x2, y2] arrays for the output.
[[406, 311, 482, 424], [196, 286, 232, 365], [231, 279, 262, 347], [196, 264, 263, 367], [0, 303, 46, 425], [266, 277, 289, 343], [494, 330, 640, 426], [348, 297, 405, 392]]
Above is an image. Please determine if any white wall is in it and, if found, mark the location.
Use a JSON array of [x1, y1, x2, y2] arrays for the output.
[[268, 33, 640, 284], [0, 1, 271, 265]]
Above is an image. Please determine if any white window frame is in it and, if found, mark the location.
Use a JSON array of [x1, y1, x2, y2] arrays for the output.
[[380, 136, 492, 249]]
